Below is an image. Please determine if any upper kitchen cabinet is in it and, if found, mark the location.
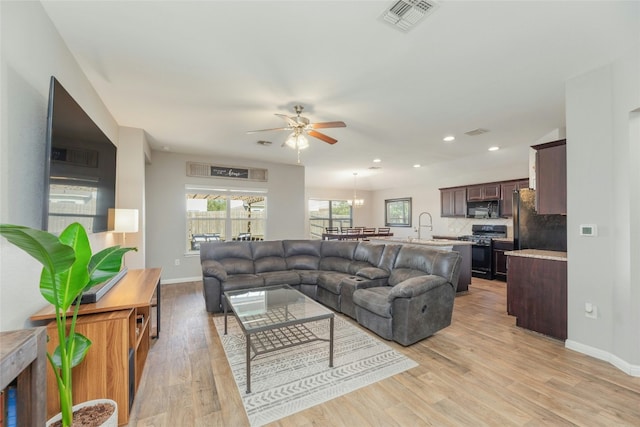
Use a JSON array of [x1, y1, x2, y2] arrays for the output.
[[532, 139, 566, 215], [467, 183, 501, 201], [440, 187, 466, 217], [500, 179, 529, 217]]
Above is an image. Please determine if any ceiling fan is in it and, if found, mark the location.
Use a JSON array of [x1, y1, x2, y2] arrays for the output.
[[247, 105, 346, 148]]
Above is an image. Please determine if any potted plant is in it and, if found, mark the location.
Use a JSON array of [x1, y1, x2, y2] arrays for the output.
[[0, 222, 136, 427]]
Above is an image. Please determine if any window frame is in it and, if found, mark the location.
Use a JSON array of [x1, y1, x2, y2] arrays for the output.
[[384, 197, 412, 227], [308, 199, 353, 239], [186, 186, 267, 252]]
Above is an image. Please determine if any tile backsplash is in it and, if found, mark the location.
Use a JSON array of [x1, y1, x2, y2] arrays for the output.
[[444, 217, 512, 238]]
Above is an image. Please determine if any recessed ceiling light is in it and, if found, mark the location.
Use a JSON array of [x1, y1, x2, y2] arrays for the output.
[[443, 136, 455, 142], [413, 164, 421, 168], [488, 146, 500, 151], [373, 158, 382, 163]]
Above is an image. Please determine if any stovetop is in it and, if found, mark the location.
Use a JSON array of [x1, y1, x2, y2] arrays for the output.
[[459, 224, 508, 246]]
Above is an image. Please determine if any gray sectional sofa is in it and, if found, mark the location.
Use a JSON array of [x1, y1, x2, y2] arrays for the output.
[[200, 239, 462, 346]]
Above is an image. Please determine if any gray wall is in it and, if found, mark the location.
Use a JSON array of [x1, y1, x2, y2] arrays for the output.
[[565, 48, 640, 374], [145, 151, 305, 282], [0, 2, 121, 331]]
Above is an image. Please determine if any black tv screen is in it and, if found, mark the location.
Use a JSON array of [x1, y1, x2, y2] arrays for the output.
[[43, 77, 117, 234]]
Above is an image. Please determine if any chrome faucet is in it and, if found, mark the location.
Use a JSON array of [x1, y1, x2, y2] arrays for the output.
[[418, 212, 433, 240]]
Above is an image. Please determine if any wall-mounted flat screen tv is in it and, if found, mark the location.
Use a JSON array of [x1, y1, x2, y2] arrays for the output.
[[43, 76, 117, 234]]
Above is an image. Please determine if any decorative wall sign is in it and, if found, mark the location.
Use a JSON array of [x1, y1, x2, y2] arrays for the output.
[[210, 166, 249, 178], [186, 162, 268, 182]]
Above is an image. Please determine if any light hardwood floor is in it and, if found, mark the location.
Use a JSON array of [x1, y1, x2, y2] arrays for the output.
[[128, 279, 640, 426]]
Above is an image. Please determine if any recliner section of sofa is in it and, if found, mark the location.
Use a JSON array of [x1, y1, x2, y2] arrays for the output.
[[200, 239, 461, 345]]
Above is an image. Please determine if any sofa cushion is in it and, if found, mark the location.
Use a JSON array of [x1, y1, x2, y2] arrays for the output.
[[220, 258, 255, 275], [284, 240, 321, 270], [354, 242, 384, 265], [221, 274, 263, 292], [260, 270, 301, 286], [356, 267, 389, 280], [353, 287, 393, 318], [251, 240, 284, 258], [296, 270, 321, 285], [388, 275, 447, 300], [202, 241, 255, 275], [201, 260, 228, 281], [393, 245, 439, 273], [320, 240, 358, 258], [319, 256, 352, 274], [388, 268, 427, 287], [317, 272, 353, 294], [378, 244, 402, 271]]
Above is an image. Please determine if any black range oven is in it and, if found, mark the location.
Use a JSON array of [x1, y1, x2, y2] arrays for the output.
[[459, 224, 507, 280]]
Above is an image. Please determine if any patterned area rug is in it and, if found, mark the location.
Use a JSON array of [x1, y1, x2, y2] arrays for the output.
[[214, 314, 417, 426]]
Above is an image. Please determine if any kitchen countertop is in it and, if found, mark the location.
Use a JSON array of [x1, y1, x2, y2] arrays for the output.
[[493, 238, 514, 243], [371, 238, 473, 247], [504, 249, 567, 262]]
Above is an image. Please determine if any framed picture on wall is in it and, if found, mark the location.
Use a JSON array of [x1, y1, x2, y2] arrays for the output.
[[385, 197, 412, 227]]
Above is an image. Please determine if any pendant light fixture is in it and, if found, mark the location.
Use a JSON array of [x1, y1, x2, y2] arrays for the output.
[[348, 172, 364, 208]]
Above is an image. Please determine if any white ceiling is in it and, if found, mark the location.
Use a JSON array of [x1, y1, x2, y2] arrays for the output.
[[41, 1, 639, 190]]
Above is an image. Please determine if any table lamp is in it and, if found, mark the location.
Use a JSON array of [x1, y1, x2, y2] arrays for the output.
[[108, 208, 139, 246]]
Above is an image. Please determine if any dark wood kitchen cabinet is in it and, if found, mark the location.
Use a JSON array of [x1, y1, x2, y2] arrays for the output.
[[467, 183, 501, 201], [532, 139, 566, 215], [507, 253, 567, 340], [492, 240, 514, 281], [500, 179, 529, 217], [440, 187, 466, 217]]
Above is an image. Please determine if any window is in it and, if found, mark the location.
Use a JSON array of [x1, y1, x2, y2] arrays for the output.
[[186, 187, 267, 251], [308, 199, 352, 239], [385, 197, 412, 227]]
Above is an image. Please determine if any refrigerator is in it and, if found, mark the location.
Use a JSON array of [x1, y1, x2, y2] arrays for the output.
[[513, 189, 567, 251]]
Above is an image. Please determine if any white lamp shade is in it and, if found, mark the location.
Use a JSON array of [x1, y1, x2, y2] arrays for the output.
[[108, 208, 139, 233]]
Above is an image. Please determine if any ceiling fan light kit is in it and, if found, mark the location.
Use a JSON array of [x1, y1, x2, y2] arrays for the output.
[[284, 131, 309, 150], [247, 105, 346, 163]]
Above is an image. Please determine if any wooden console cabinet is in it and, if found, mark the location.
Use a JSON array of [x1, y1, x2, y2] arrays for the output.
[[30, 268, 161, 426]]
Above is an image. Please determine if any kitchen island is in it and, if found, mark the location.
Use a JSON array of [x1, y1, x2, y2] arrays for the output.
[[371, 238, 472, 293], [505, 249, 567, 340]]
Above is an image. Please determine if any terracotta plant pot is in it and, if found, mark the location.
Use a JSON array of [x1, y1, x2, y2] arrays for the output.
[[46, 399, 118, 427]]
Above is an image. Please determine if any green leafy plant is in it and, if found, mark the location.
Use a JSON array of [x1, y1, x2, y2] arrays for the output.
[[0, 222, 136, 427]]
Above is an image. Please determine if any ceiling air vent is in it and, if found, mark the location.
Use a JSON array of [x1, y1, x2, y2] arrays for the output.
[[464, 128, 490, 136], [381, 0, 438, 32]]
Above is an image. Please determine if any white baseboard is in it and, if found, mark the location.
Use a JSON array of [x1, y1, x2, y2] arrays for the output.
[[565, 340, 640, 377], [161, 276, 202, 285]]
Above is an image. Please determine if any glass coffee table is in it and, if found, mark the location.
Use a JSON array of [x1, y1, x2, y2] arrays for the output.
[[223, 284, 334, 393]]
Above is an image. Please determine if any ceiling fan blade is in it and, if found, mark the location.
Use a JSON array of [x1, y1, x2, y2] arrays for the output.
[[246, 127, 290, 134], [275, 113, 299, 127], [310, 121, 346, 129], [307, 130, 338, 145]]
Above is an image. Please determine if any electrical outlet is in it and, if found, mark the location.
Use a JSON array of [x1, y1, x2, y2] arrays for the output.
[[174, 258, 180, 266], [585, 302, 597, 319]]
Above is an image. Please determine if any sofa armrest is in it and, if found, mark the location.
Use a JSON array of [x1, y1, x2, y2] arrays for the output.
[[387, 275, 448, 301], [202, 259, 228, 281], [356, 267, 389, 280]]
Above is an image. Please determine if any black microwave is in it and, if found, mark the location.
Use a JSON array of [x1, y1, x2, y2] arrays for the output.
[[467, 200, 501, 219]]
